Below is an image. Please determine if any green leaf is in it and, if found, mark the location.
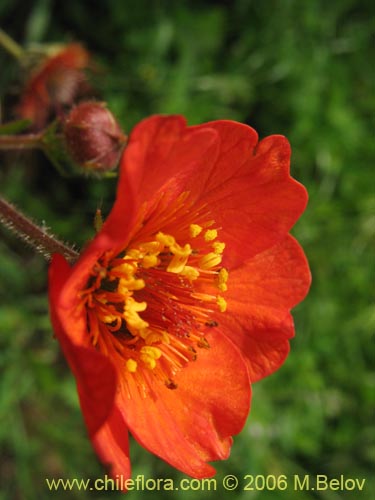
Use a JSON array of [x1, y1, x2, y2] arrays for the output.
[[0, 119, 32, 135]]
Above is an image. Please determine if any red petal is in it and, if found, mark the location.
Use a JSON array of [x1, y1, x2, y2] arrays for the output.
[[92, 405, 131, 486], [49, 254, 118, 436], [191, 122, 308, 266], [104, 115, 220, 246], [219, 235, 311, 381], [190, 119, 258, 192], [120, 331, 251, 478]]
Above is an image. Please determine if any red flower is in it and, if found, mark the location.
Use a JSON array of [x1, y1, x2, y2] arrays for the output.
[[16, 43, 90, 129], [49, 115, 311, 484]]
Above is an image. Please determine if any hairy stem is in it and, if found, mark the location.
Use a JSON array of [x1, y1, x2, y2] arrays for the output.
[[0, 133, 43, 150], [0, 196, 79, 263]]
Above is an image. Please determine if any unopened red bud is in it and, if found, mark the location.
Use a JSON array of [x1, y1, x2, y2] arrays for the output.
[[17, 43, 92, 130], [63, 102, 127, 172]]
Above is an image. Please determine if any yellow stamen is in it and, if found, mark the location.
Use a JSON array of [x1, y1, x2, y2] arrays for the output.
[[140, 241, 162, 254], [168, 243, 192, 273], [142, 330, 170, 345], [189, 224, 203, 238], [204, 229, 218, 241], [217, 295, 227, 312], [156, 232, 175, 247], [101, 312, 119, 324], [118, 276, 145, 293], [142, 254, 159, 268], [123, 297, 149, 333], [215, 268, 229, 292], [199, 252, 222, 269], [112, 262, 136, 274], [212, 241, 225, 254], [126, 248, 141, 260], [140, 346, 162, 369], [126, 359, 138, 372], [180, 265, 200, 280]]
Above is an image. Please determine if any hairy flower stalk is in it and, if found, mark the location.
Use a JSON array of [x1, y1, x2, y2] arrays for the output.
[[0, 196, 78, 263], [0, 133, 42, 150]]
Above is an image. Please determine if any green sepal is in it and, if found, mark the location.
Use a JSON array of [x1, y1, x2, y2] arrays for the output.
[[41, 121, 78, 177]]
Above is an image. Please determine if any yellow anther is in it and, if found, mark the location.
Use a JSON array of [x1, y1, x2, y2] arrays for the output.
[[142, 254, 159, 269], [125, 297, 147, 312], [171, 243, 191, 256], [125, 249, 141, 260], [117, 281, 129, 296], [126, 359, 138, 373], [204, 229, 217, 242], [140, 346, 162, 369], [142, 357, 156, 369], [141, 346, 162, 358], [167, 243, 192, 273], [131, 278, 145, 291], [118, 276, 145, 294], [156, 232, 175, 247], [101, 312, 119, 324], [124, 297, 149, 332], [180, 265, 200, 281], [189, 224, 203, 238], [112, 261, 137, 276], [199, 252, 222, 270], [217, 296, 227, 312], [212, 241, 225, 254], [142, 330, 170, 345], [140, 241, 162, 254], [215, 268, 229, 292]]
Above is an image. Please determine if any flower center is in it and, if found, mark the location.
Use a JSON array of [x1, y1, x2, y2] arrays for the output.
[[80, 223, 228, 395]]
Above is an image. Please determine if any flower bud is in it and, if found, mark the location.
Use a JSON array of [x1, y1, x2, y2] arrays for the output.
[[63, 102, 127, 172], [17, 43, 92, 130]]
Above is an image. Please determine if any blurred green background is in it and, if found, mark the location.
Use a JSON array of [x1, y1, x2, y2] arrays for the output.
[[0, 0, 374, 499]]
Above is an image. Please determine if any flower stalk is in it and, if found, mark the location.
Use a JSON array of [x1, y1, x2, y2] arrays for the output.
[[0, 133, 43, 150], [0, 195, 79, 263], [0, 28, 25, 61]]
